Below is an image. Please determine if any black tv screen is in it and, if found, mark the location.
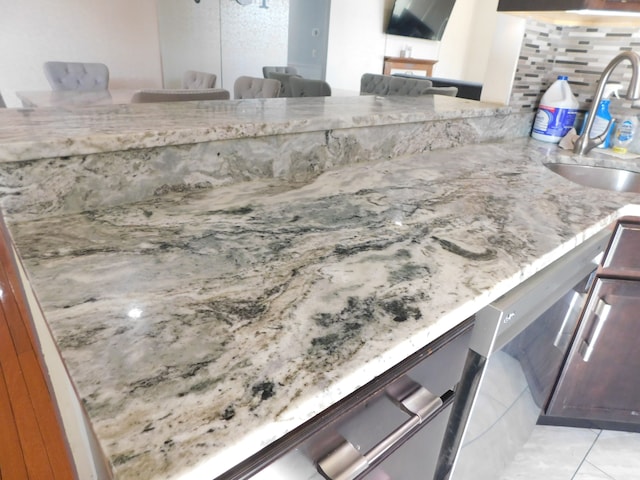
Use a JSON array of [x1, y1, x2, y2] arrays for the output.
[[386, 0, 457, 41]]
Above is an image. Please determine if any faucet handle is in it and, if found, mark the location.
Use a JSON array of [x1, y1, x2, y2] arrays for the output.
[[573, 118, 613, 154], [592, 118, 614, 146]]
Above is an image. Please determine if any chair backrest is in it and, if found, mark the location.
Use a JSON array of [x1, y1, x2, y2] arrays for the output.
[[43, 61, 109, 91], [262, 66, 298, 78], [265, 72, 301, 97], [360, 73, 436, 97], [289, 77, 331, 97], [420, 86, 459, 97], [130, 88, 230, 103], [233, 76, 281, 99], [0, 92, 5, 108], [182, 70, 217, 89]]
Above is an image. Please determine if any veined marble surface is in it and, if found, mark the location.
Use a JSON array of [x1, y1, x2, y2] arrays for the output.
[[0, 95, 510, 162], [7, 137, 640, 479]]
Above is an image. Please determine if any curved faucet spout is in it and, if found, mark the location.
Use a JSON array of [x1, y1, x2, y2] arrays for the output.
[[573, 50, 640, 156]]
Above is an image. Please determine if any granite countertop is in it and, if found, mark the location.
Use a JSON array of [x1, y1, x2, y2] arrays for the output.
[[0, 95, 508, 162], [6, 134, 640, 479]]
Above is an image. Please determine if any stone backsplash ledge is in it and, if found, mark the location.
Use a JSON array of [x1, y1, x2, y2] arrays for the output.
[[0, 107, 532, 221]]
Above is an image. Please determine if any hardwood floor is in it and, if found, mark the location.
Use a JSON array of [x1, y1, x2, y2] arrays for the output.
[[0, 218, 76, 480]]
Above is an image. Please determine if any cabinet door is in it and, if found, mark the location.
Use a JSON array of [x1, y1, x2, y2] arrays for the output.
[[587, 0, 640, 11], [602, 221, 640, 275], [547, 278, 640, 425]]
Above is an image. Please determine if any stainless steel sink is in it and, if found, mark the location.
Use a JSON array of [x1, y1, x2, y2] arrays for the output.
[[544, 163, 640, 194]]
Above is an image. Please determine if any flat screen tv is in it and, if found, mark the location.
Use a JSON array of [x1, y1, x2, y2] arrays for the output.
[[386, 0, 457, 41]]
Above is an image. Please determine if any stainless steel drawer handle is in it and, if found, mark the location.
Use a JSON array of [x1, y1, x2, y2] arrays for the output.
[[317, 376, 442, 480], [579, 297, 612, 362]]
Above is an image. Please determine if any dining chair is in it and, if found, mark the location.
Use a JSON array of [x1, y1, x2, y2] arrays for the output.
[[289, 77, 332, 97], [130, 88, 230, 103], [182, 70, 217, 89], [262, 66, 298, 78], [43, 61, 110, 91], [264, 72, 301, 97], [0, 92, 6, 108], [233, 76, 281, 99], [360, 73, 432, 96], [359, 73, 458, 97]]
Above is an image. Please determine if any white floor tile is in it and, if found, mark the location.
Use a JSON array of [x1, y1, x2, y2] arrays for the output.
[[583, 430, 640, 480], [574, 461, 616, 480], [497, 425, 598, 480]]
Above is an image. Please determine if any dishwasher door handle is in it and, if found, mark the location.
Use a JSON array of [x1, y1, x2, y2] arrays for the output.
[[316, 375, 443, 480], [579, 297, 612, 362]]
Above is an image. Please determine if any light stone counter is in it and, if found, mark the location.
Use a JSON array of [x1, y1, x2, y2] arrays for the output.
[[0, 95, 511, 163], [6, 135, 640, 479], [0, 96, 531, 222]]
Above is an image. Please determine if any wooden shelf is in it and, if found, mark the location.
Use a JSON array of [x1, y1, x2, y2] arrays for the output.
[[383, 57, 438, 77], [0, 216, 76, 480]]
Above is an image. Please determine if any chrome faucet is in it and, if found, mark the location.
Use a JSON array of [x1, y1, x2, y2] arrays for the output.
[[573, 51, 640, 155]]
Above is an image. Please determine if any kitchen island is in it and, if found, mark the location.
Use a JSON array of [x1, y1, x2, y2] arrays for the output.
[[1, 96, 639, 479]]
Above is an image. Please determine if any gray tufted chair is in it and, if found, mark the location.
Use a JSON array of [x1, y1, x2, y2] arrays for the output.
[[360, 73, 432, 96], [262, 66, 298, 78], [182, 70, 217, 89], [265, 71, 301, 97], [420, 85, 458, 97], [233, 76, 281, 99], [360, 73, 459, 97], [131, 88, 230, 103], [289, 77, 332, 97], [43, 61, 110, 91]]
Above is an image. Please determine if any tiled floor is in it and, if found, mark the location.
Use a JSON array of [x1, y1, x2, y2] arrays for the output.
[[499, 425, 640, 480]]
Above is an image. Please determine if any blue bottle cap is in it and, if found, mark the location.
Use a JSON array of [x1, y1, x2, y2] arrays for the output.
[[557, 75, 568, 80]]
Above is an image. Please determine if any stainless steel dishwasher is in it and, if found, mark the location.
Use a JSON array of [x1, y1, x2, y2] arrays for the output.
[[217, 318, 473, 480], [434, 229, 610, 480]]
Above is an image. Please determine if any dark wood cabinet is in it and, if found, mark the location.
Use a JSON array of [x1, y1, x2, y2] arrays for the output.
[[546, 277, 640, 427], [498, 0, 640, 12], [544, 218, 640, 430], [601, 221, 640, 274]]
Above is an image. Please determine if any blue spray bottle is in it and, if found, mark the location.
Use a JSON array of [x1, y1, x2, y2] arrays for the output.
[[581, 83, 620, 149]]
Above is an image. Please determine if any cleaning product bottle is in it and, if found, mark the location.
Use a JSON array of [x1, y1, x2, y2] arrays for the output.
[[612, 114, 638, 154], [531, 75, 579, 144], [581, 83, 619, 149]]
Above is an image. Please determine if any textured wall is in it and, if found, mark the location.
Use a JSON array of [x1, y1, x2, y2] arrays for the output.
[[0, 0, 162, 107], [220, 0, 289, 90]]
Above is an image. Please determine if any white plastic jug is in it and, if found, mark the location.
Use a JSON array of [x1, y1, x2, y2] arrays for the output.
[[531, 76, 579, 144]]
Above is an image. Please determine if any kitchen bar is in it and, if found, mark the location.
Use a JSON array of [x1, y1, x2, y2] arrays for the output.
[[1, 95, 639, 479]]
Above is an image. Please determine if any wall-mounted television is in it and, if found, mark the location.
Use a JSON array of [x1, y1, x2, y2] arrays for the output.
[[386, 0, 457, 42]]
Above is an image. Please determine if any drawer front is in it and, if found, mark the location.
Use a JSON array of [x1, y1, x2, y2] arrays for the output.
[[247, 323, 472, 480]]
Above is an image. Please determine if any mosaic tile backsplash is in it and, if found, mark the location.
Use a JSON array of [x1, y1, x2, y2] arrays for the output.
[[512, 19, 640, 115]]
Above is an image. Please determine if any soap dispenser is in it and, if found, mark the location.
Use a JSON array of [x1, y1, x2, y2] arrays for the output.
[[583, 83, 620, 149]]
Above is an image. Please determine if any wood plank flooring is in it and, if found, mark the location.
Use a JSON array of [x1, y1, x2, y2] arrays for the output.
[[0, 217, 76, 480]]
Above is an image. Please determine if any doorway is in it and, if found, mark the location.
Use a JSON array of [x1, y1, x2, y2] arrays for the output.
[[287, 0, 331, 80]]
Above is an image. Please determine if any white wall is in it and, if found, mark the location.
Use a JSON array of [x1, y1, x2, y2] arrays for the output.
[[435, 0, 499, 80], [481, 13, 527, 105], [0, 0, 504, 106], [0, 0, 162, 107], [325, 0, 391, 93], [462, 0, 500, 81], [326, 0, 500, 93]]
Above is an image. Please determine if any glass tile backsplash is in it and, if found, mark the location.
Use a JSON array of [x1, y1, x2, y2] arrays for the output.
[[511, 19, 640, 113]]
